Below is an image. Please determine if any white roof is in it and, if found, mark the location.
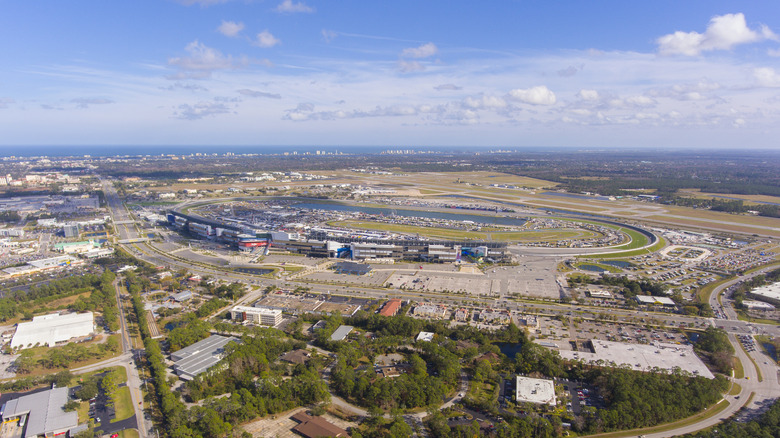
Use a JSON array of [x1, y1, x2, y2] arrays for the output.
[[557, 339, 714, 379], [743, 300, 775, 310], [416, 332, 435, 342], [1, 387, 79, 438], [11, 312, 94, 349], [232, 305, 282, 316], [515, 376, 556, 406], [636, 295, 675, 305], [750, 282, 780, 302]]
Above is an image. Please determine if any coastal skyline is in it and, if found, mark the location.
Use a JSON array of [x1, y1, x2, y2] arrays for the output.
[[2, 1, 780, 148]]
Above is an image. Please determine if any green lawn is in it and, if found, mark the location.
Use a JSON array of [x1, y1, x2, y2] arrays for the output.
[[111, 386, 135, 423]]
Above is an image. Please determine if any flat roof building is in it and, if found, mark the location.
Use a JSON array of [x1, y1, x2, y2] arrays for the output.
[[0, 387, 81, 438], [557, 339, 714, 379], [172, 335, 239, 380], [743, 300, 775, 310], [748, 282, 780, 306], [330, 325, 354, 341], [515, 376, 557, 406], [635, 295, 676, 306], [11, 312, 94, 350], [230, 306, 283, 327]]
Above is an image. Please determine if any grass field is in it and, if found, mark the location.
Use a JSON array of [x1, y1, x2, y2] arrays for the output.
[[327, 219, 604, 243], [117, 429, 140, 438], [111, 386, 135, 423]]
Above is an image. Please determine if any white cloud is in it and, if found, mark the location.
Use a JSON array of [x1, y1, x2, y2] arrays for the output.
[[434, 84, 462, 91], [71, 98, 114, 108], [0, 98, 14, 109], [254, 30, 280, 48], [322, 29, 338, 43], [175, 101, 232, 120], [577, 89, 599, 101], [168, 40, 242, 79], [398, 60, 424, 73], [462, 95, 507, 109], [217, 20, 244, 37], [401, 42, 438, 59], [176, 0, 230, 6], [507, 86, 556, 105], [237, 89, 282, 99], [657, 13, 777, 56], [275, 0, 314, 13], [753, 67, 780, 87]]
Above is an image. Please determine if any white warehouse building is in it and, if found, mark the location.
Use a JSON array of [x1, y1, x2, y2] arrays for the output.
[[11, 312, 95, 349]]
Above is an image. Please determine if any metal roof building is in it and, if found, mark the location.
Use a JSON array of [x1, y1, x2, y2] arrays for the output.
[[172, 335, 239, 380], [11, 312, 94, 349], [330, 325, 354, 341], [0, 387, 81, 438]]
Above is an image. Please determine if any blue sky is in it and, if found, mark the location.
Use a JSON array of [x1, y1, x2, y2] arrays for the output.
[[2, 1, 780, 149]]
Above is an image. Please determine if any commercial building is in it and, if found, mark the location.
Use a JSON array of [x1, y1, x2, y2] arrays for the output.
[[0, 387, 83, 438], [330, 325, 354, 341], [172, 335, 239, 380], [635, 295, 676, 306], [748, 282, 780, 306], [379, 299, 403, 317], [2, 255, 82, 279], [52, 241, 99, 254], [556, 339, 714, 379], [230, 306, 283, 326], [11, 312, 94, 349], [515, 376, 557, 406], [291, 412, 349, 438], [743, 300, 775, 310], [413, 304, 448, 319], [0, 228, 24, 237], [62, 224, 79, 238]]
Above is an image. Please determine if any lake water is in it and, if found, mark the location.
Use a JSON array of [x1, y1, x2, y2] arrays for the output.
[[762, 343, 777, 362], [294, 202, 528, 226], [579, 264, 607, 272], [602, 260, 634, 268]]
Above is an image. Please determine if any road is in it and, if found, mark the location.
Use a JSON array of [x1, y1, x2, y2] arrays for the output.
[[102, 179, 780, 436], [641, 268, 780, 438]]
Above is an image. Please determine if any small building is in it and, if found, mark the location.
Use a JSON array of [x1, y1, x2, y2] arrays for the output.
[[0, 387, 81, 438], [587, 290, 612, 299], [62, 224, 79, 238], [291, 412, 349, 438], [413, 304, 448, 319], [330, 325, 354, 341], [230, 306, 283, 327], [280, 349, 312, 365], [743, 300, 775, 311], [172, 335, 239, 380], [635, 295, 676, 306], [11, 312, 94, 349], [170, 290, 194, 303], [454, 308, 470, 322], [515, 376, 557, 406], [379, 299, 403, 317], [416, 331, 435, 342]]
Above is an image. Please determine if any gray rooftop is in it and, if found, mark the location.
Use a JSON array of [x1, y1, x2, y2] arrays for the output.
[[0, 387, 79, 438], [172, 335, 238, 379], [330, 325, 354, 341]]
